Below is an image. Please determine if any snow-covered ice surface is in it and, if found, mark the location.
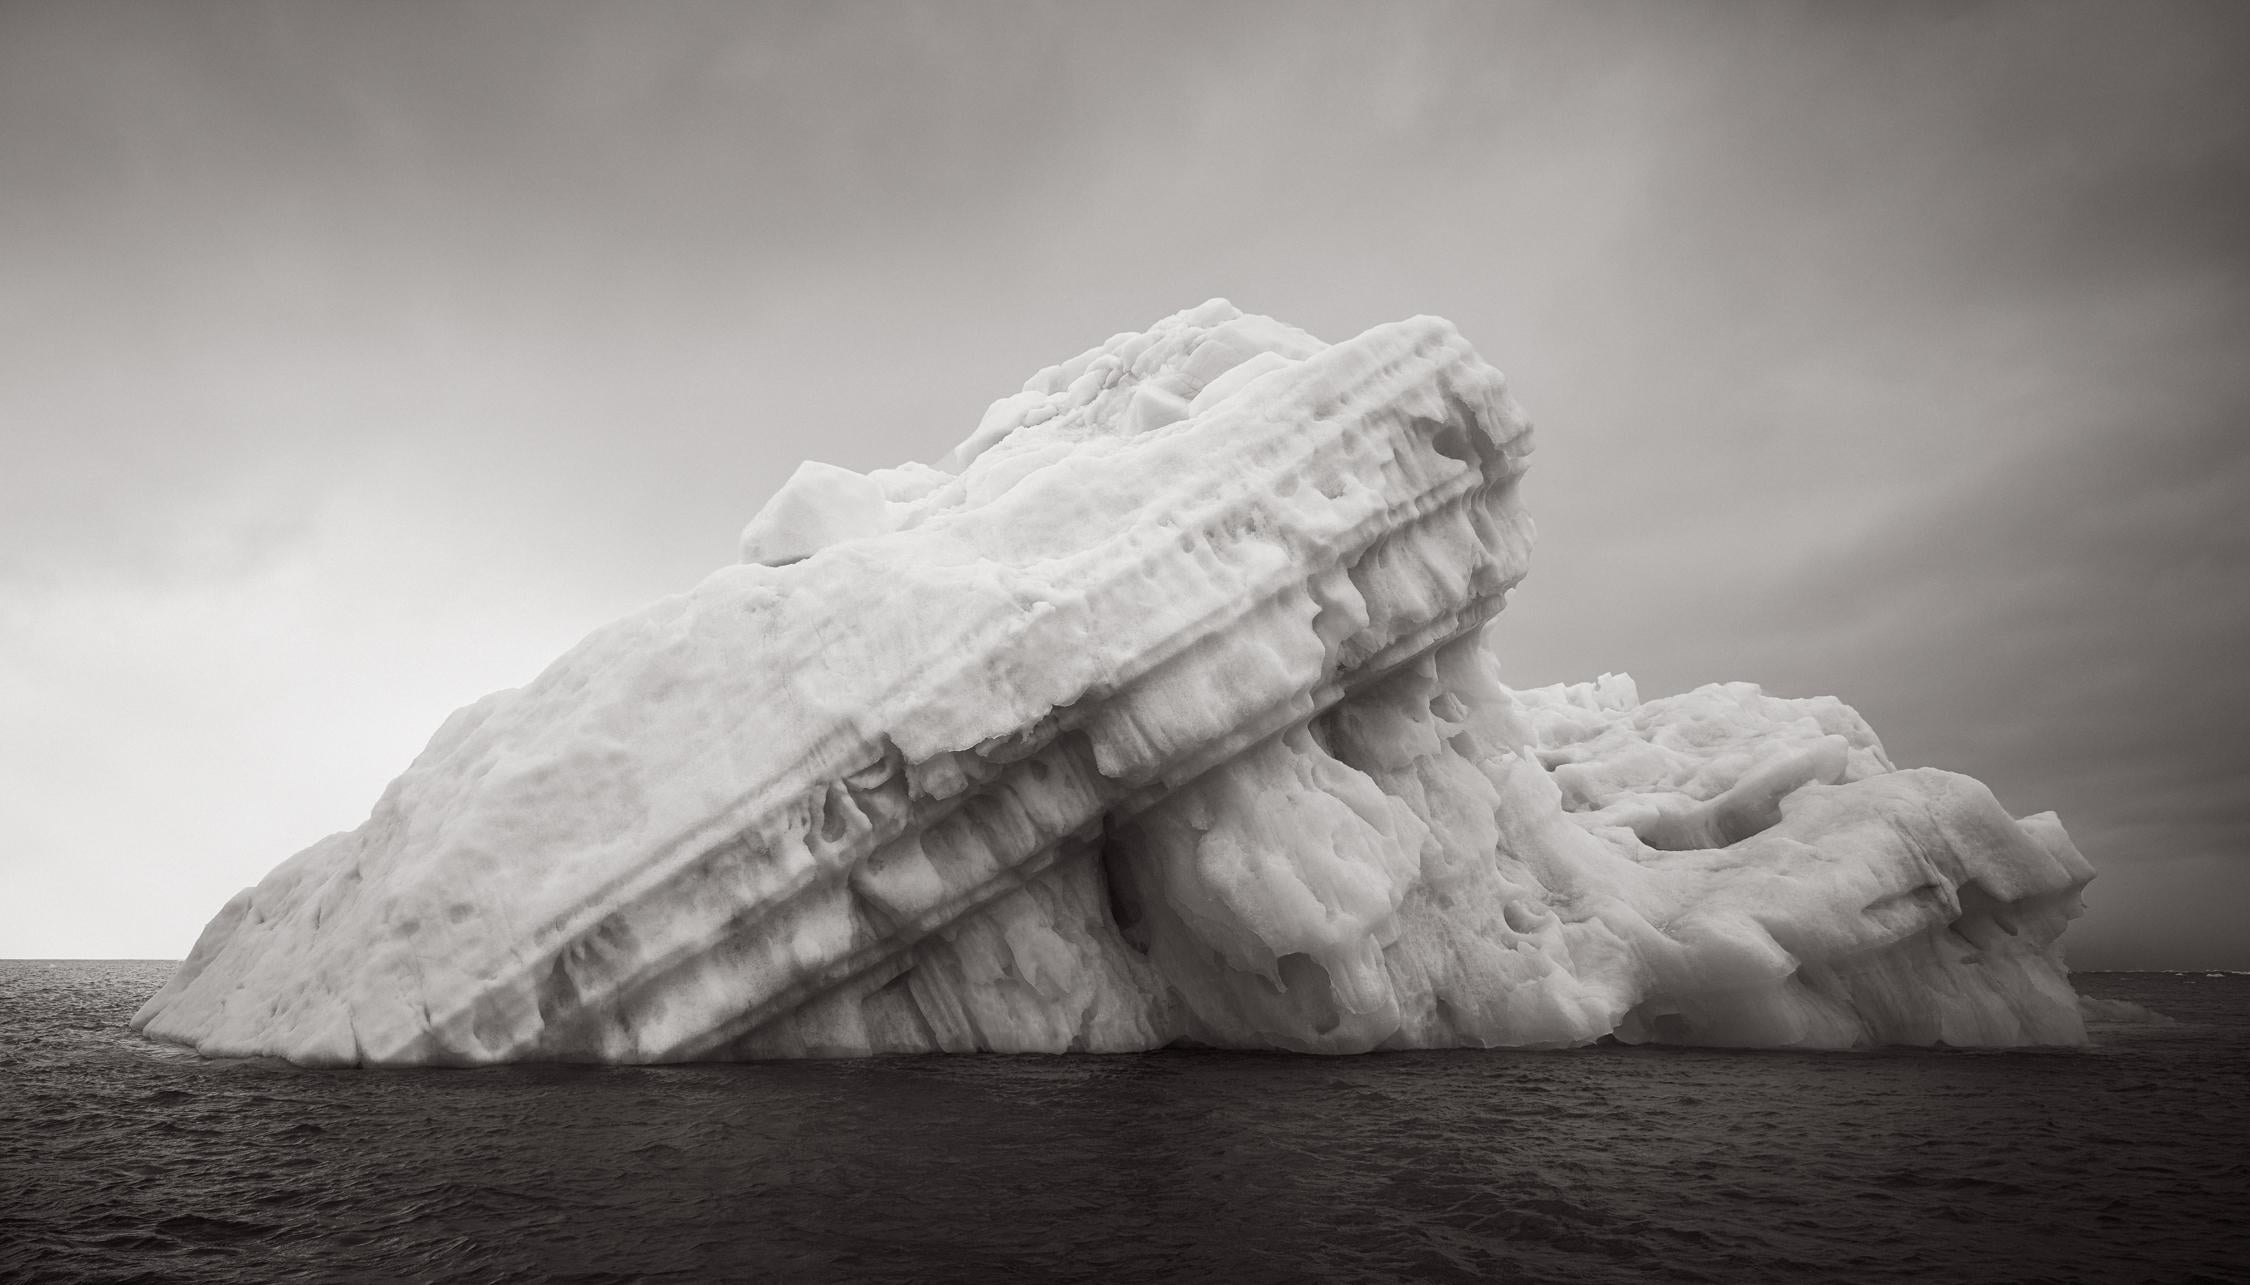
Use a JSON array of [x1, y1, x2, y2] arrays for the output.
[[133, 302, 2093, 1065]]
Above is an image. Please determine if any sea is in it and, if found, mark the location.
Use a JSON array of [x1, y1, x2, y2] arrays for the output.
[[2, 963, 2242, 1284]]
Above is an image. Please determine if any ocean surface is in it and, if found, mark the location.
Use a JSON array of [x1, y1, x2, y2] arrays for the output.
[[2, 963, 2242, 1284]]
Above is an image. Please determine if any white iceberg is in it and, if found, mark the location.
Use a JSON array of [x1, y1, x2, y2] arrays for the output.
[[133, 300, 2093, 1065]]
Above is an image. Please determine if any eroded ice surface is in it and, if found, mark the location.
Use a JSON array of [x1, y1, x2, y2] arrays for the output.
[[133, 301, 2092, 1065]]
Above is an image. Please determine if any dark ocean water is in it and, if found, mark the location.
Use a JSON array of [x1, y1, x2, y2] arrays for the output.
[[2, 963, 2243, 1284]]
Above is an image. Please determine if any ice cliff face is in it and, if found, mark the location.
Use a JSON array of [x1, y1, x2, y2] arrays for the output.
[[133, 300, 2093, 1065]]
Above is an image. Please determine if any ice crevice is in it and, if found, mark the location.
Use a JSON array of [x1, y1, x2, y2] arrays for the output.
[[133, 300, 2095, 1065]]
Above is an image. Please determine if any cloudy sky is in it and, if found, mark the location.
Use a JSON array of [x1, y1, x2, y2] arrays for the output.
[[3, 1, 2245, 967]]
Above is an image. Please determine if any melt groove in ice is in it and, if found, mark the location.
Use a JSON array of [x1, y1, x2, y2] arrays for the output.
[[133, 300, 2094, 1065]]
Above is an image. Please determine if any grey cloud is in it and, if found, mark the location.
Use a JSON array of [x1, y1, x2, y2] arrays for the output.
[[2, 1, 2245, 962]]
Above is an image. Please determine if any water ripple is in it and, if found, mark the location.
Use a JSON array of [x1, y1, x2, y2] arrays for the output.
[[2, 962, 2243, 1283]]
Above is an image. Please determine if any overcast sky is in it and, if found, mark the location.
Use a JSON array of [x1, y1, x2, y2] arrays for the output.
[[3, 1, 2245, 967]]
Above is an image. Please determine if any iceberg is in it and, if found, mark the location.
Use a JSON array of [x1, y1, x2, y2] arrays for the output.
[[133, 300, 2094, 1065]]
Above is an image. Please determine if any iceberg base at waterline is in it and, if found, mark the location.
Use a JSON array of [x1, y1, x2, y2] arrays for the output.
[[132, 300, 2094, 1066]]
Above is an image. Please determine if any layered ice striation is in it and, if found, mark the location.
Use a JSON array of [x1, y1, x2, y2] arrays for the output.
[[134, 301, 2094, 1065]]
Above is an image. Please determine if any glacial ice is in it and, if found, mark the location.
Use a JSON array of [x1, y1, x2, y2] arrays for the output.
[[133, 300, 2095, 1066]]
